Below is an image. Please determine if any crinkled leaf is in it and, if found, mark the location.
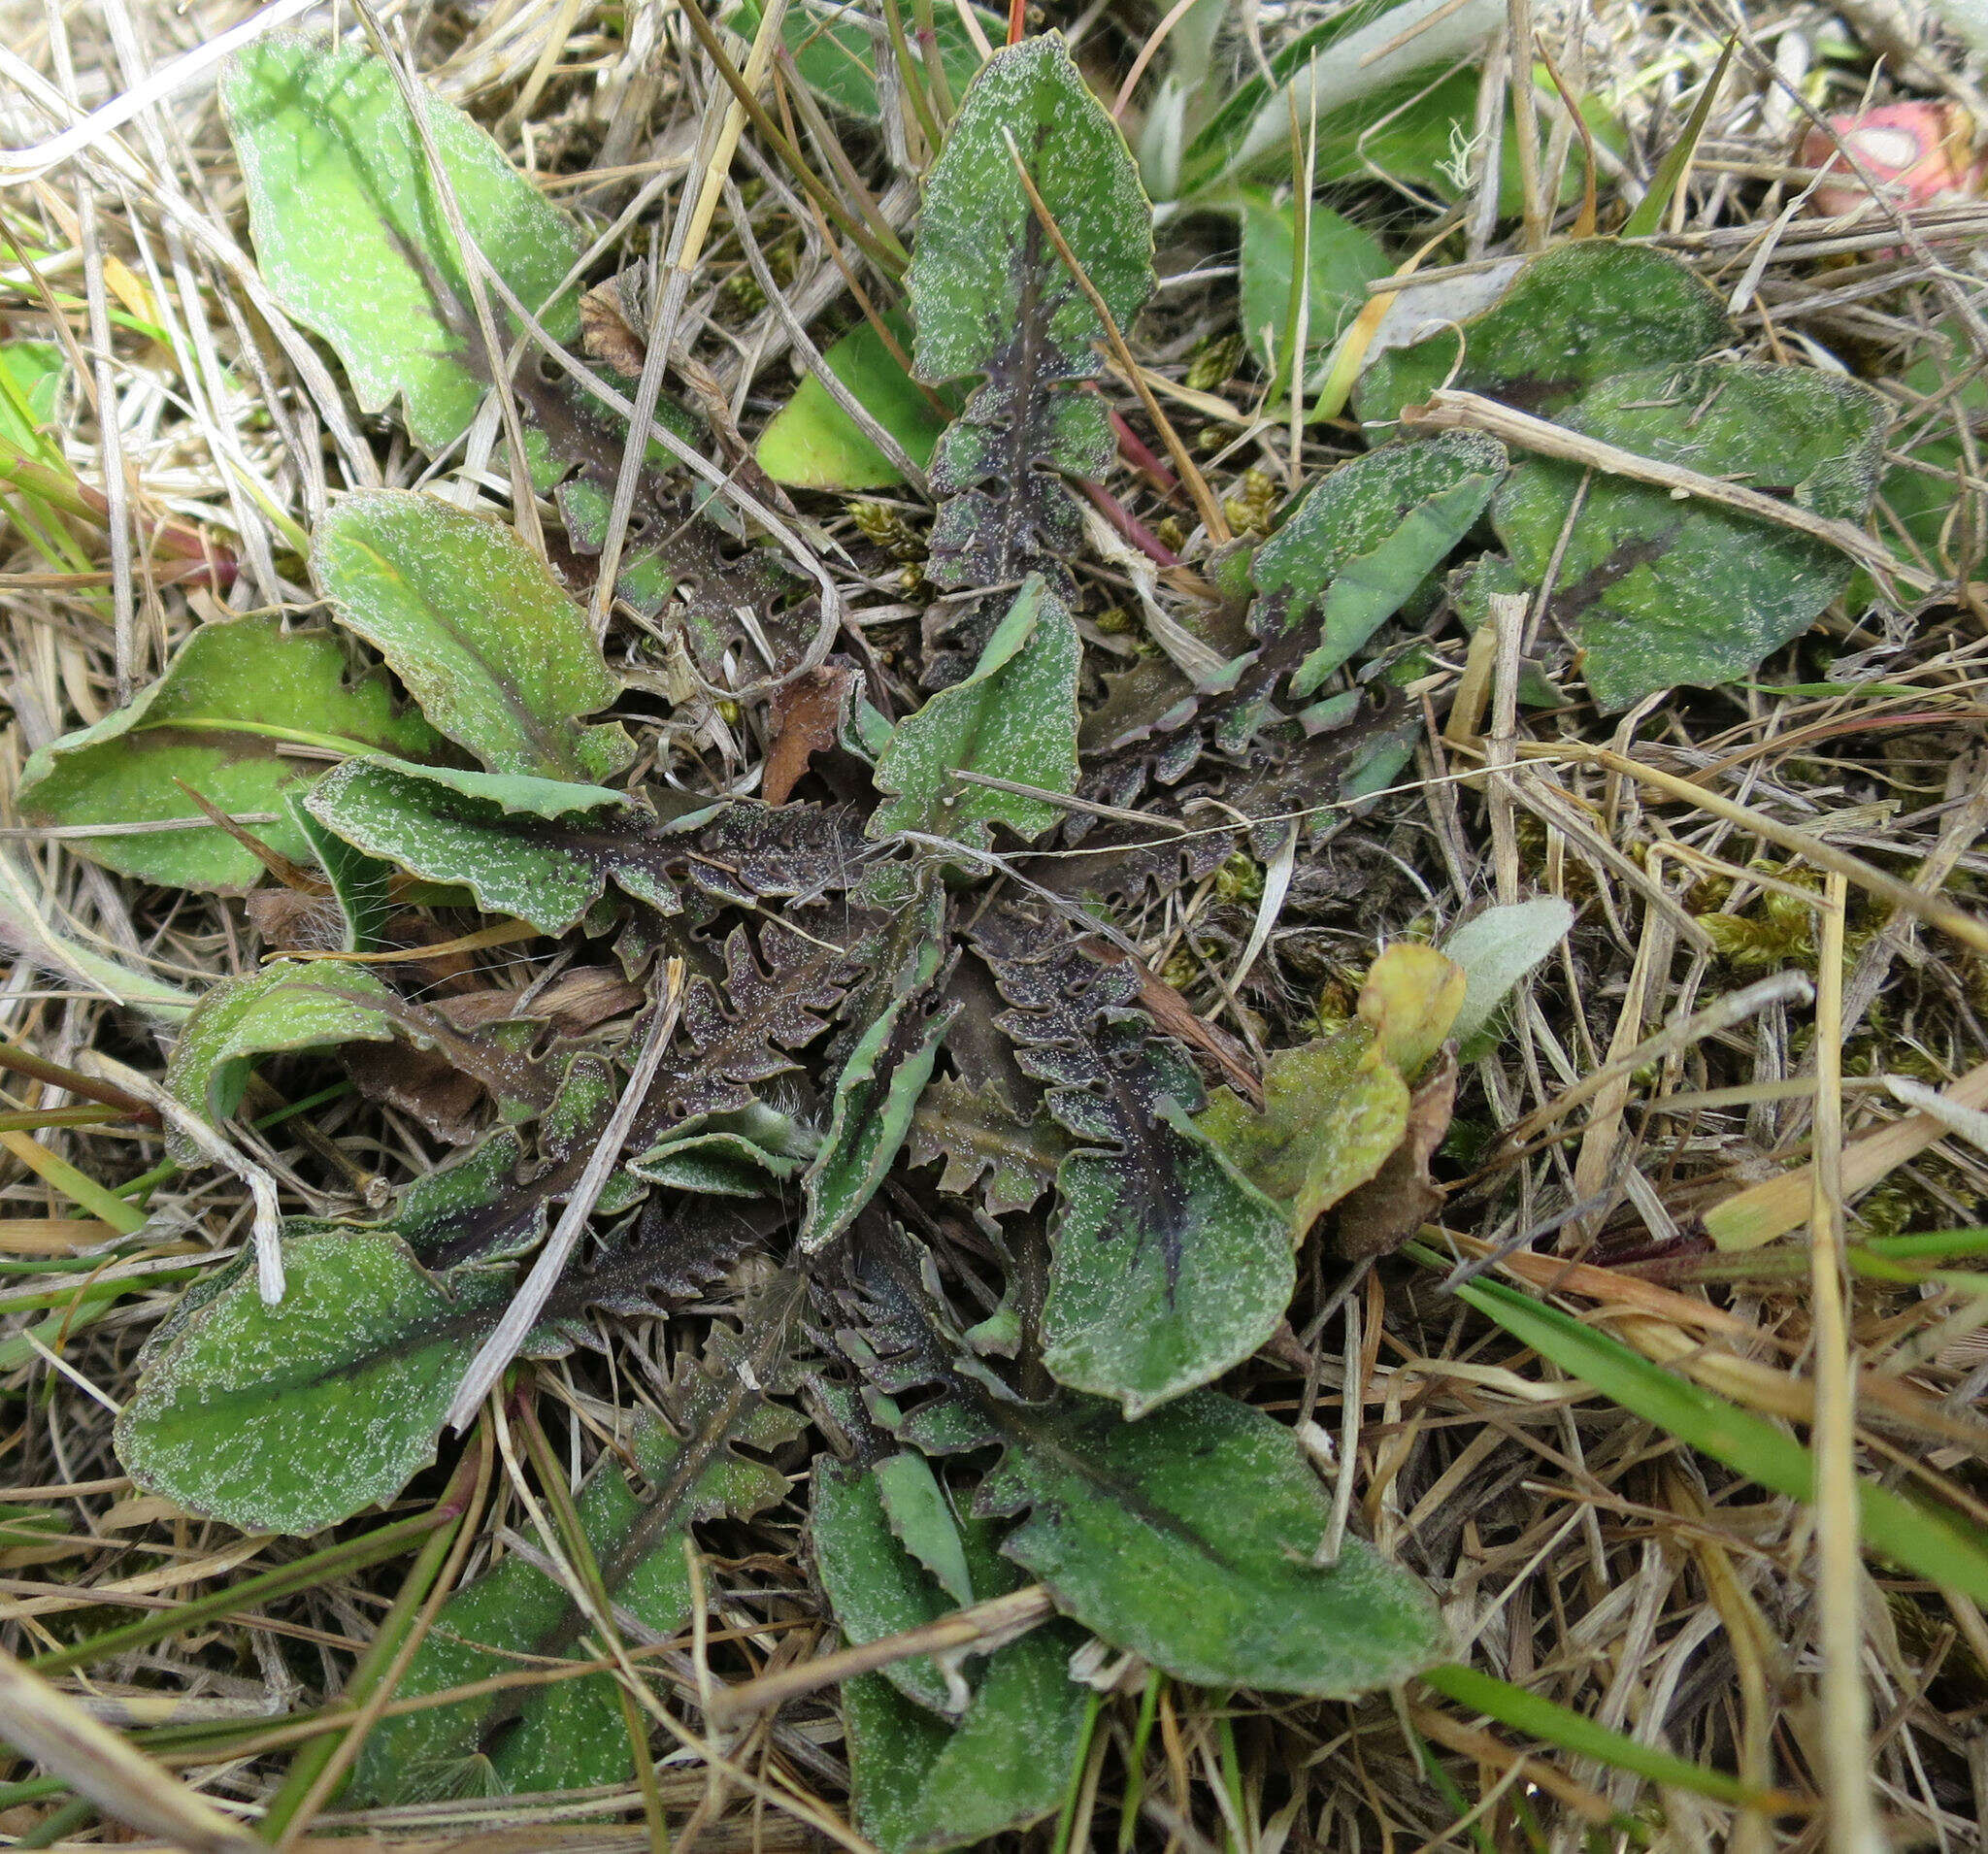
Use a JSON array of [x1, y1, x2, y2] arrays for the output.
[[845, 1626, 1087, 1854], [757, 314, 958, 491], [735, 0, 999, 122], [1235, 188, 1388, 394], [115, 1229, 509, 1535], [222, 36, 581, 453], [1252, 433, 1507, 696], [907, 1076, 1067, 1213], [315, 491, 632, 783], [354, 1365, 801, 1803], [1441, 898, 1574, 1045], [981, 1389, 1445, 1695], [1353, 242, 1731, 431], [16, 616, 445, 892], [1199, 1029, 1409, 1244], [869, 576, 1081, 851], [908, 35, 1153, 665], [1492, 360, 1890, 711]]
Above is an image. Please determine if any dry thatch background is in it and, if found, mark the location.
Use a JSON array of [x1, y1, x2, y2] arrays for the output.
[[1, 0, 1988, 1847]]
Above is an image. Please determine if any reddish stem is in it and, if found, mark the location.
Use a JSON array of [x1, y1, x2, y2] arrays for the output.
[[1077, 476, 1179, 568], [1110, 408, 1179, 494]]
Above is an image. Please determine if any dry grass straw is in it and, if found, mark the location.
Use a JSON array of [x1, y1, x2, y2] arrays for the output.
[[0, 0, 1985, 1847]]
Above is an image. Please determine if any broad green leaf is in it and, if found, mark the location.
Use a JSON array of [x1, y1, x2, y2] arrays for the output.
[[222, 36, 581, 452], [628, 1104, 818, 1196], [314, 492, 633, 783], [813, 1458, 964, 1715], [1353, 242, 1732, 432], [116, 1229, 508, 1535], [15, 616, 445, 892], [1044, 1107, 1294, 1417], [165, 962, 398, 1158], [909, 36, 1154, 600], [802, 930, 956, 1253], [757, 315, 956, 490], [846, 1628, 1087, 1854], [1251, 433, 1507, 695], [354, 1382, 800, 1803], [1199, 1029, 1410, 1243], [1492, 360, 1890, 711], [869, 576, 1080, 851], [1441, 898, 1574, 1045], [1235, 189, 1388, 394], [981, 1389, 1446, 1694], [1441, 1264, 1988, 1607]]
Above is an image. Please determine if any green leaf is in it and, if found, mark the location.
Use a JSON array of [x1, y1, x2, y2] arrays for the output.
[[909, 35, 1154, 616], [907, 1076, 1068, 1213], [1439, 1263, 1988, 1607], [802, 938, 957, 1253], [846, 1628, 1088, 1854], [284, 793, 394, 953], [1440, 898, 1574, 1046], [1235, 189, 1388, 395], [869, 576, 1080, 852], [980, 1389, 1446, 1695], [222, 35, 582, 453], [874, 1450, 976, 1606], [1491, 360, 1890, 711], [1251, 433, 1508, 695], [354, 1363, 801, 1802], [305, 758, 634, 936], [165, 962, 399, 1158], [314, 491, 633, 783], [0, 342, 64, 456], [1420, 1664, 1765, 1809], [1044, 1107, 1295, 1418], [116, 1229, 509, 1535], [1199, 1029, 1410, 1243], [15, 616, 446, 892], [757, 315, 956, 490], [732, 0, 999, 122], [813, 1458, 966, 1715], [1353, 242, 1732, 431]]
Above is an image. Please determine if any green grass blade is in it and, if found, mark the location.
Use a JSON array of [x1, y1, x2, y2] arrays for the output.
[[1422, 1664, 1765, 1807], [1621, 34, 1736, 237], [1434, 1260, 1988, 1606]]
